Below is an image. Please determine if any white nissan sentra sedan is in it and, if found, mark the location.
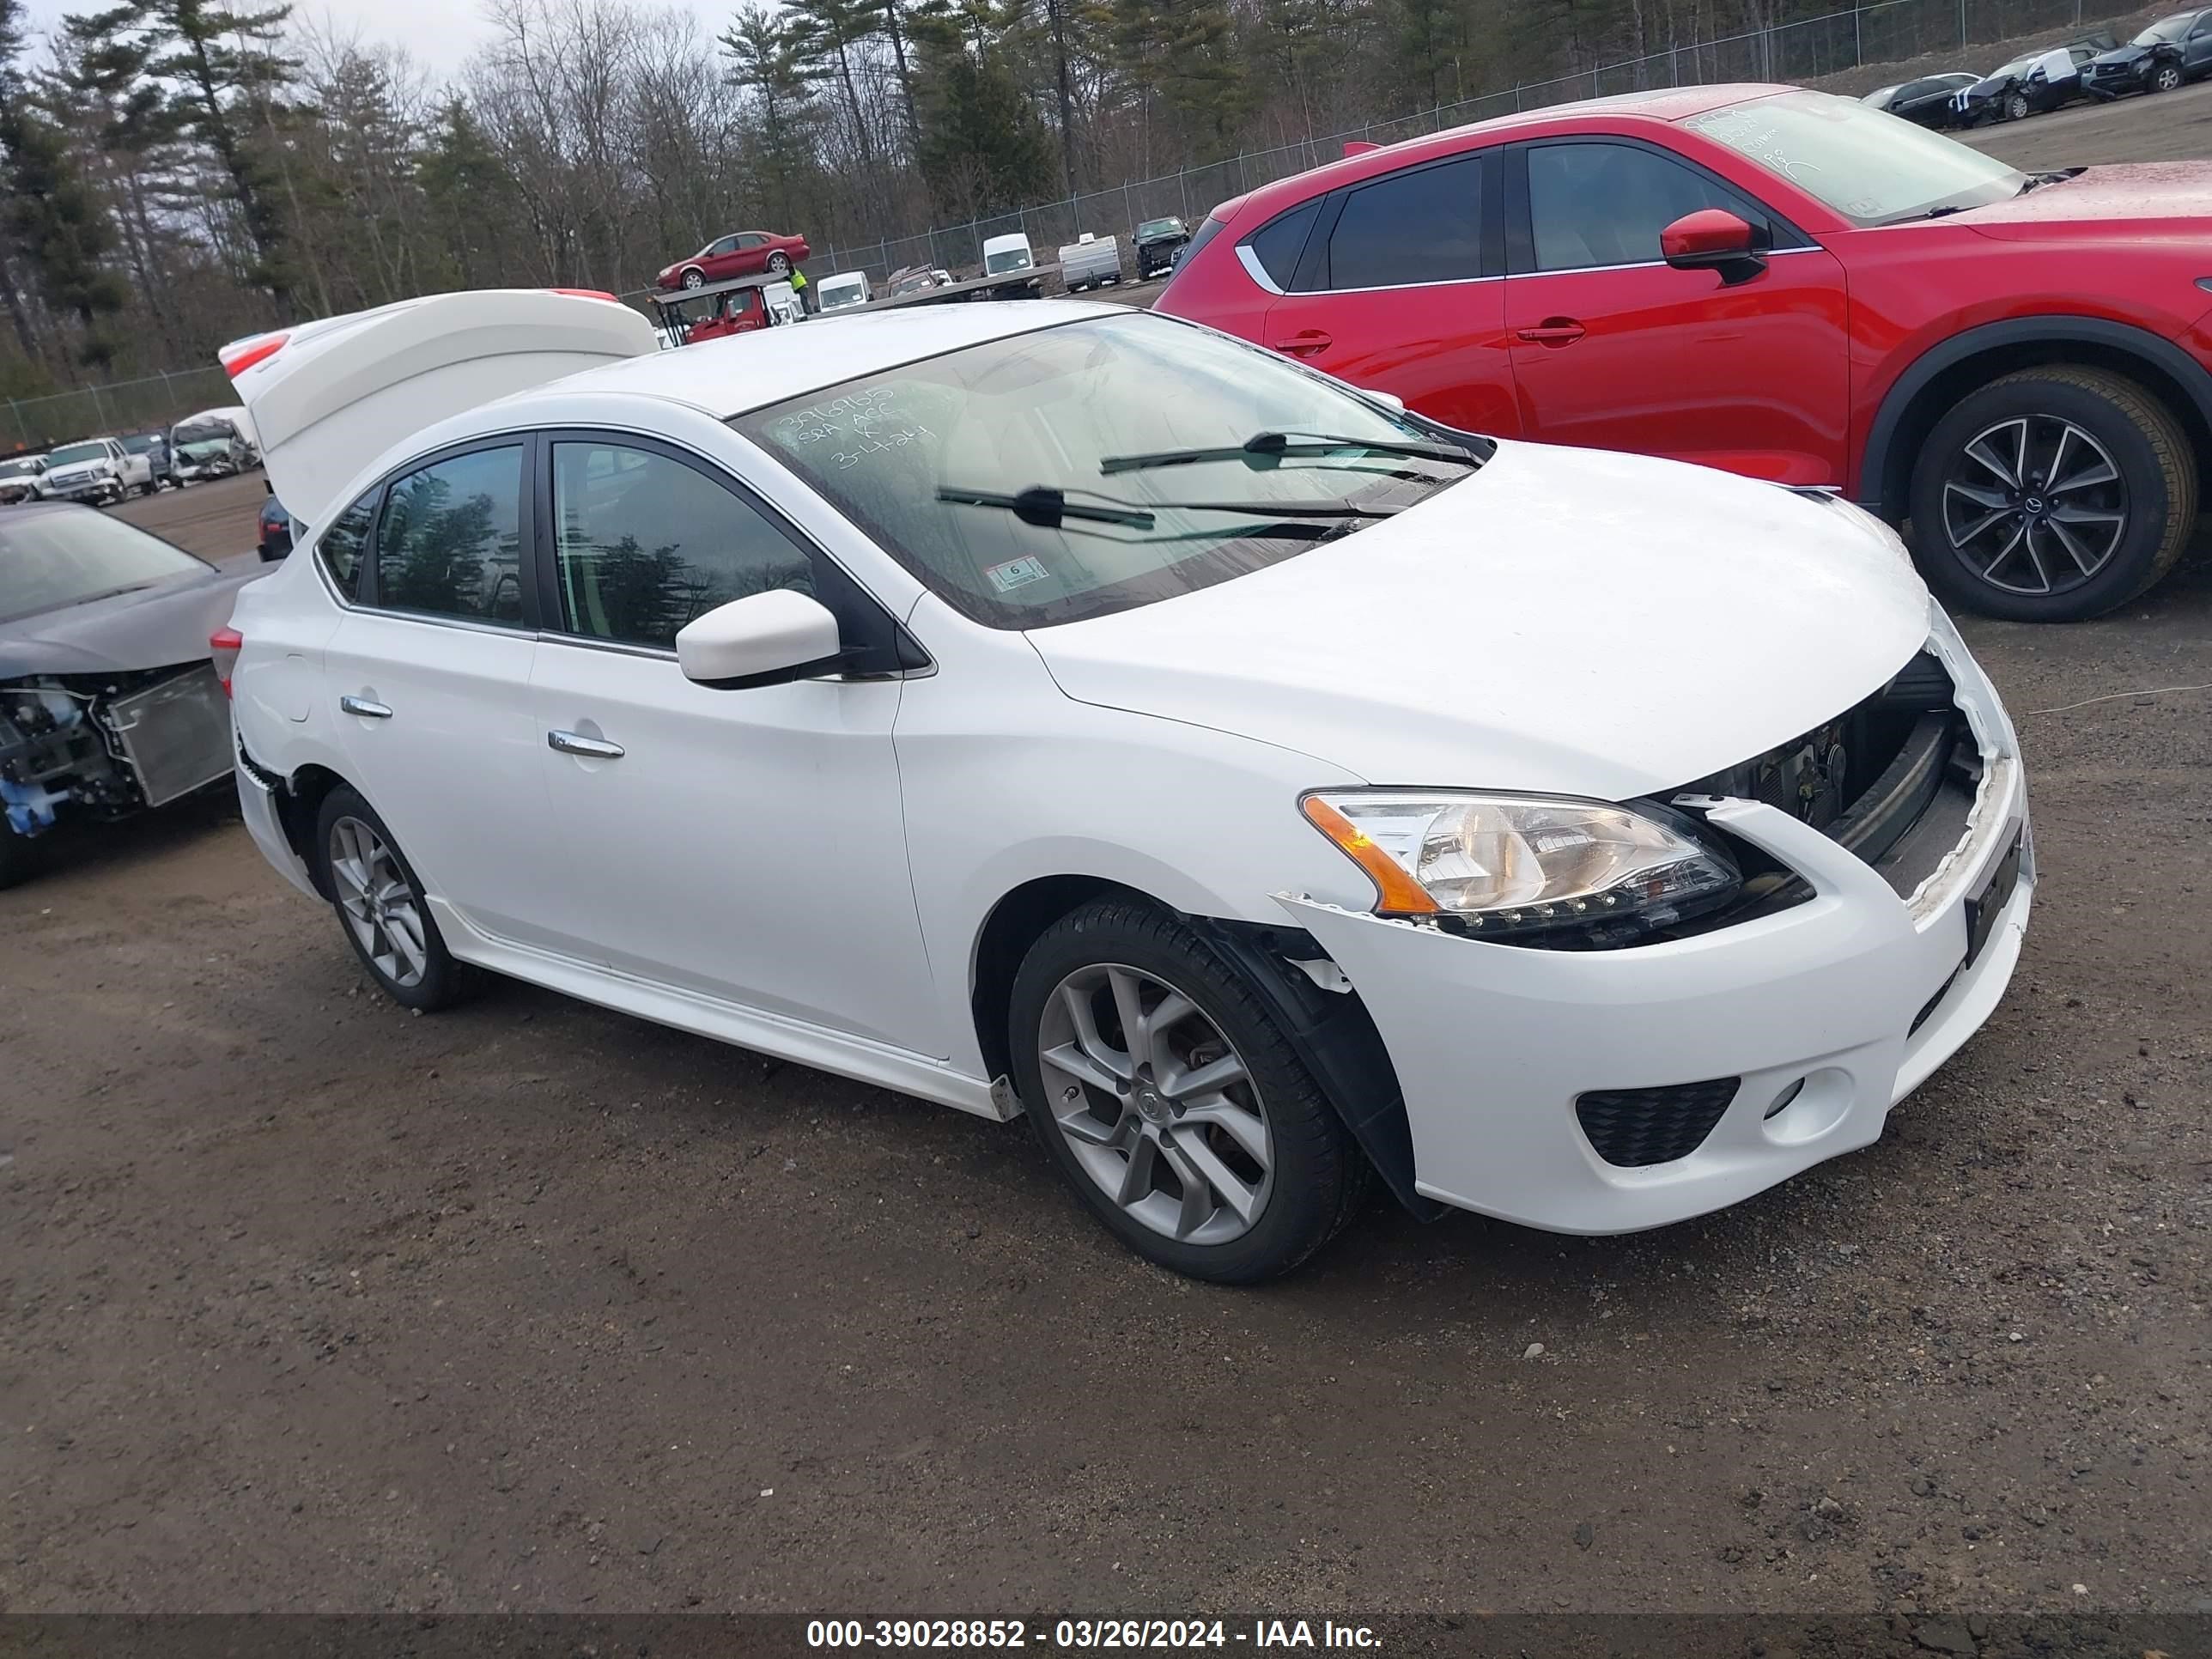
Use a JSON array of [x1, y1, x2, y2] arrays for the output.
[[220, 290, 2032, 1282]]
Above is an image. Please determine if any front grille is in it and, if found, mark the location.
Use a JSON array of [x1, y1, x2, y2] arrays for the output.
[[1679, 650, 1970, 887], [1575, 1079, 1741, 1167], [104, 666, 234, 806]]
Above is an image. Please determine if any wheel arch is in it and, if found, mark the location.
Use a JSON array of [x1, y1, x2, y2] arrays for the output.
[[1860, 316, 2212, 520], [969, 874, 1438, 1219], [276, 761, 354, 899]]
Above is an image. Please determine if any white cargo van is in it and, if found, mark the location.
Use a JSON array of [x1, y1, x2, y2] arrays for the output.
[[981, 234, 1042, 300], [816, 271, 871, 312]]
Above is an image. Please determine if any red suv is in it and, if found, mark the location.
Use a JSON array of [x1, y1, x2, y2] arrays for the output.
[[1158, 84, 2212, 621], [656, 229, 809, 291]]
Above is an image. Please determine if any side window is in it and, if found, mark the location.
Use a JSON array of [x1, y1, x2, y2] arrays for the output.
[[374, 446, 526, 624], [1240, 199, 1320, 290], [550, 441, 813, 650], [1527, 143, 1771, 272], [2193, 13, 2212, 34], [734, 233, 765, 249], [708, 235, 739, 255], [318, 491, 376, 601], [1323, 155, 1485, 289]]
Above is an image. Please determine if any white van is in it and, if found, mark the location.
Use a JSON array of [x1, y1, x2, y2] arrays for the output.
[[981, 234, 1042, 300], [817, 272, 871, 313]]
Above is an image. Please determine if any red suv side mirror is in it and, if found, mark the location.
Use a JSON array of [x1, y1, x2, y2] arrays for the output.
[[1661, 209, 1766, 285]]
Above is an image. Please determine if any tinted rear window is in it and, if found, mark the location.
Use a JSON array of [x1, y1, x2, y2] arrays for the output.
[[1241, 200, 1320, 289], [1323, 156, 1486, 289]]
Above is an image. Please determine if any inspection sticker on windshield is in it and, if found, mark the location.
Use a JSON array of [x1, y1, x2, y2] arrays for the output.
[[986, 556, 1051, 593]]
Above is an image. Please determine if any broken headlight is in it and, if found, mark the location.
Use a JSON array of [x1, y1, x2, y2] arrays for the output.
[[1300, 791, 1739, 938]]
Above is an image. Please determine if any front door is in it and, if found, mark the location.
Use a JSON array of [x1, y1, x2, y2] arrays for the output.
[[526, 434, 941, 1055], [320, 441, 583, 956], [1257, 150, 1520, 437], [1503, 137, 1851, 488]]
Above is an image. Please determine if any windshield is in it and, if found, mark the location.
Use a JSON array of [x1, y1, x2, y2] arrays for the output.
[[735, 313, 1477, 629], [819, 283, 866, 309], [985, 246, 1031, 274], [1687, 89, 2023, 224], [49, 442, 107, 465], [2135, 12, 2193, 40], [174, 423, 229, 446], [0, 459, 37, 478], [0, 510, 206, 623], [121, 434, 155, 453], [1137, 218, 1182, 238]]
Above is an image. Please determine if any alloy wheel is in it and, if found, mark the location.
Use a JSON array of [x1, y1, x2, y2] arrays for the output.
[[1036, 963, 1273, 1246], [768, 252, 792, 275], [1941, 413, 2127, 598], [328, 816, 429, 989], [682, 268, 705, 289], [2156, 64, 2184, 89]]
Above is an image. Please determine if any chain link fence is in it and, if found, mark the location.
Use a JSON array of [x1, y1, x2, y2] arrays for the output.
[[812, 0, 2118, 282], [3, 365, 235, 453]]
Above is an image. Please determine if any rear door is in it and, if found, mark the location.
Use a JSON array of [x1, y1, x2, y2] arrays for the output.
[[728, 233, 769, 276], [1501, 137, 1850, 488], [1255, 149, 1518, 436], [319, 439, 584, 956]]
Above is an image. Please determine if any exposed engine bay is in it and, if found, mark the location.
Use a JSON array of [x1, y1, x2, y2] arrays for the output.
[[1, 664, 234, 840]]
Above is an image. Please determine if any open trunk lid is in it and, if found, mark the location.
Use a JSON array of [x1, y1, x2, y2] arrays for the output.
[[219, 289, 656, 538]]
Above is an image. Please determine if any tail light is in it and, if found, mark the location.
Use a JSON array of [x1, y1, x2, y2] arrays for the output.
[[210, 626, 243, 696], [221, 332, 287, 377]]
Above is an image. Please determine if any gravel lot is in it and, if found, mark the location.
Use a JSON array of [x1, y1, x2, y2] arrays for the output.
[[5, 100, 2211, 1623]]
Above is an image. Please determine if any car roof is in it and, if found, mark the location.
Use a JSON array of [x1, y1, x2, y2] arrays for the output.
[[1213, 83, 1793, 227], [531, 298, 1122, 418]]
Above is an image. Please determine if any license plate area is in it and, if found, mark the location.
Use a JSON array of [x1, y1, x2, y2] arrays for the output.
[[1962, 830, 2023, 969]]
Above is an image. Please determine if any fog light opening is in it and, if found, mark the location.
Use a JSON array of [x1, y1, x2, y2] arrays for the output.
[[1764, 1078, 1807, 1121]]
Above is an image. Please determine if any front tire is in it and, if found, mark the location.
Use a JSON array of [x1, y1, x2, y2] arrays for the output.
[[0, 819, 41, 890], [1909, 365, 2195, 621], [1007, 897, 1369, 1283], [2005, 88, 2032, 120], [2154, 62, 2184, 91], [313, 787, 474, 1011], [681, 267, 705, 289]]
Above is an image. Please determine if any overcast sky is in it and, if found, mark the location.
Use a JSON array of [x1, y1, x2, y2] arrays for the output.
[[22, 0, 731, 78]]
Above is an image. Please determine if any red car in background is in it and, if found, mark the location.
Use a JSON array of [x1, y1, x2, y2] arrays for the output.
[[655, 229, 809, 291], [1157, 85, 2212, 621]]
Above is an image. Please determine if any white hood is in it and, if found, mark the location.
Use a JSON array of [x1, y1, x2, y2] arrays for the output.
[[1024, 441, 1931, 801]]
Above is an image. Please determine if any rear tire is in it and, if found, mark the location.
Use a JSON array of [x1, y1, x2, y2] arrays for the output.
[[767, 251, 792, 276], [1007, 896, 1370, 1283], [1908, 365, 2195, 622], [313, 786, 475, 1012]]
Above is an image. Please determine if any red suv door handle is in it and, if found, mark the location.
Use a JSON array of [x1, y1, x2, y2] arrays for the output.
[[1276, 329, 1334, 356], [1516, 319, 1586, 347]]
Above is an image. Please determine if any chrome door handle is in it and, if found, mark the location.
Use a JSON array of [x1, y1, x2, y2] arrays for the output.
[[339, 695, 393, 719], [548, 730, 625, 760]]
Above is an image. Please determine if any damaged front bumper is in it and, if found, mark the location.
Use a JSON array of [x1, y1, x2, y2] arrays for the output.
[[1278, 624, 2033, 1236]]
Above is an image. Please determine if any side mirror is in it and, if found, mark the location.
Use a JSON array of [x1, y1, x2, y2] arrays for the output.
[[1661, 209, 1766, 286], [676, 589, 845, 688]]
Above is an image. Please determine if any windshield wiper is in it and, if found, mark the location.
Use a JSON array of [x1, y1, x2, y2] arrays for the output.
[[1098, 428, 1480, 477], [935, 483, 1405, 531]]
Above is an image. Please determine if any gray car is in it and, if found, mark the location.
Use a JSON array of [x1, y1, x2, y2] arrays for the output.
[[1, 503, 254, 886]]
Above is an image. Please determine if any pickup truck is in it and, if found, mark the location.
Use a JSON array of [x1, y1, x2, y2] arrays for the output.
[[1057, 232, 1121, 293], [40, 436, 153, 506]]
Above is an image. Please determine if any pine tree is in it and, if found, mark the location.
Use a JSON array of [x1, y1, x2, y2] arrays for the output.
[[912, 3, 1054, 218], [0, 0, 125, 367], [143, 0, 298, 308], [720, 6, 816, 233]]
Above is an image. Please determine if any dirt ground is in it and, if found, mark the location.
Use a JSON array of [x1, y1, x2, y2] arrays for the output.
[[7, 101, 2212, 1623]]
